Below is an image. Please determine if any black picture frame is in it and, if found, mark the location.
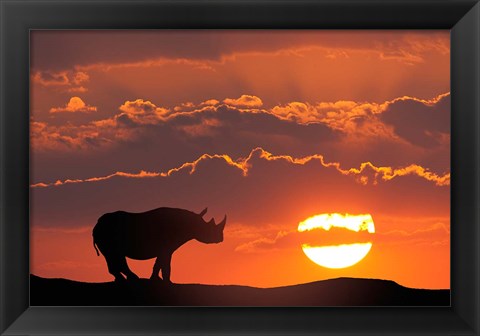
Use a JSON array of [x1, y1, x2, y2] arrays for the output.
[[1, 0, 479, 335]]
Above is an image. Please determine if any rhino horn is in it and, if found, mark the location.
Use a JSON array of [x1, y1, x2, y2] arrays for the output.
[[217, 215, 227, 230], [199, 207, 208, 217]]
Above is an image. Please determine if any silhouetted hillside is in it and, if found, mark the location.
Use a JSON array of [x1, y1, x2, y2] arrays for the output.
[[30, 275, 449, 306]]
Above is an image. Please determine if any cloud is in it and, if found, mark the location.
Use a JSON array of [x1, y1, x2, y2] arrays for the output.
[[72, 71, 89, 85], [33, 98, 337, 154], [377, 33, 449, 65], [49, 97, 97, 114], [235, 227, 376, 253], [264, 92, 451, 149], [32, 71, 70, 86], [32, 70, 90, 92], [31, 146, 450, 189], [177, 118, 223, 137], [223, 95, 263, 108], [31, 120, 112, 151], [379, 50, 424, 65], [380, 222, 450, 237], [67, 86, 88, 93], [376, 222, 450, 246], [270, 102, 319, 123], [31, 92, 449, 170], [117, 99, 170, 125], [174, 102, 195, 112], [172, 98, 221, 113], [200, 99, 220, 106], [31, 31, 448, 72], [267, 99, 395, 140], [235, 230, 293, 253], [235, 220, 449, 253], [78, 57, 214, 73], [379, 93, 450, 148]]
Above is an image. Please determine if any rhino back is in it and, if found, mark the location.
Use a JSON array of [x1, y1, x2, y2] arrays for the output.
[[93, 208, 198, 258]]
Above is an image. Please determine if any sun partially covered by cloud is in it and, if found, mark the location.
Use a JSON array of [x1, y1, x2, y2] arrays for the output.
[[49, 97, 97, 114]]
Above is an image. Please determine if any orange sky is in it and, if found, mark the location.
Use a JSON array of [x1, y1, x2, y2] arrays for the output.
[[30, 30, 450, 289]]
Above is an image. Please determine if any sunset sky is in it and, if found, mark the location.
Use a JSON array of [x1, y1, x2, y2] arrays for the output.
[[30, 30, 450, 289]]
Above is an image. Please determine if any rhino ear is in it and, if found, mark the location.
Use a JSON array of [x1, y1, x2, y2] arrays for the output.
[[217, 215, 227, 230], [199, 207, 208, 217]]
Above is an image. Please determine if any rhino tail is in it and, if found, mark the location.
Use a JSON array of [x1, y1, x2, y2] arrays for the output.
[[93, 238, 100, 256]]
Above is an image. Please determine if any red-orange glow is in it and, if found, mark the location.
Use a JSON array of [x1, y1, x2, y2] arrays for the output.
[[30, 30, 450, 290]]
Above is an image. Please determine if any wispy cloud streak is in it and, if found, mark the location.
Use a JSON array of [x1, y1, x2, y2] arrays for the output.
[[31, 147, 450, 188]]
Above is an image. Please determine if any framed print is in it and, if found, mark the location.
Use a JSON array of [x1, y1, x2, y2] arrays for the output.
[[1, 0, 479, 335], [28, 28, 453, 307]]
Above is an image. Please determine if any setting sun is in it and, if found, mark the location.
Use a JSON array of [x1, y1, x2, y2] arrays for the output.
[[298, 213, 375, 269], [302, 243, 373, 269]]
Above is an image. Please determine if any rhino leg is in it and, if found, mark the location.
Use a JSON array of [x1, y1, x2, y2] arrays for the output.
[[161, 256, 172, 284], [118, 257, 139, 281], [104, 253, 126, 282], [150, 257, 162, 280], [150, 253, 172, 283]]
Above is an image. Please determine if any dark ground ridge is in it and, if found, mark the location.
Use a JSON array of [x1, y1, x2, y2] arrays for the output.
[[30, 275, 450, 306]]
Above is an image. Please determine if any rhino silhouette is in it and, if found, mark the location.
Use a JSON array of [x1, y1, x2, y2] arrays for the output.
[[92, 207, 226, 283]]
